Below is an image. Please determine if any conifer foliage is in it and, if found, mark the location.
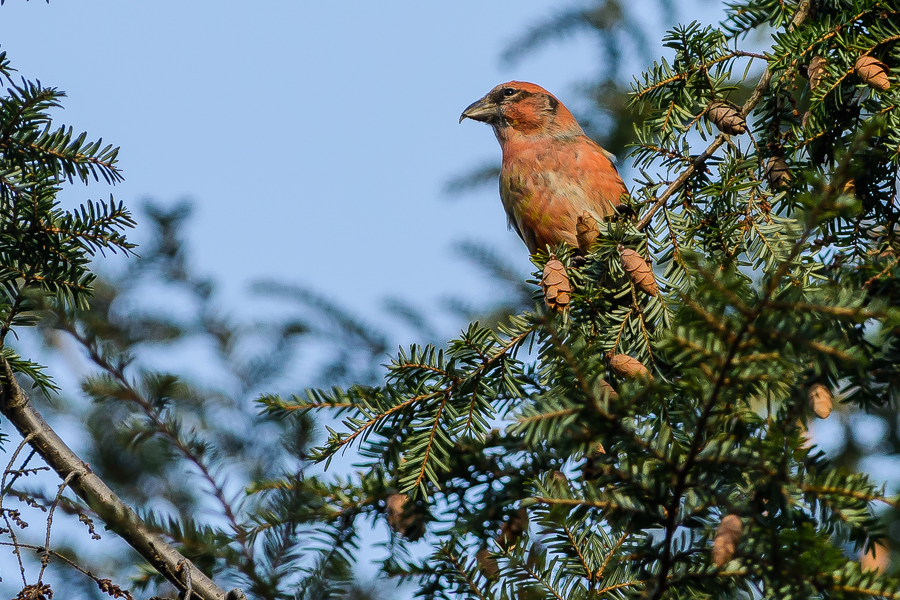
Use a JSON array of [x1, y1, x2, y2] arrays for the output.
[[261, 0, 900, 597], [0, 49, 133, 392], [0, 0, 899, 598]]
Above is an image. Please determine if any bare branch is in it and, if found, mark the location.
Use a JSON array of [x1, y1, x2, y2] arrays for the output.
[[0, 358, 230, 600]]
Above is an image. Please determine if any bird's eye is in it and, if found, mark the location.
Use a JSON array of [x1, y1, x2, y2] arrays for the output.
[[503, 88, 516, 97]]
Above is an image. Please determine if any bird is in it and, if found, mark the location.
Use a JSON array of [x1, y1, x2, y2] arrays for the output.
[[460, 81, 627, 255]]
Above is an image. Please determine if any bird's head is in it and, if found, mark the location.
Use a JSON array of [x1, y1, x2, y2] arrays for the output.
[[459, 81, 583, 141]]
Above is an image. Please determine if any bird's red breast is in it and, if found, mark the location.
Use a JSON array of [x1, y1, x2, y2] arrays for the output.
[[460, 81, 627, 254]]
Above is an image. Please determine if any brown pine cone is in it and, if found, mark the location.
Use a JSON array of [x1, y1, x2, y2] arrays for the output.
[[808, 383, 833, 419], [541, 259, 572, 312], [706, 101, 747, 135], [807, 56, 828, 91], [619, 246, 659, 296], [598, 379, 619, 401], [712, 514, 742, 566], [386, 493, 425, 541], [576, 211, 599, 254], [861, 542, 890, 574], [765, 156, 791, 188], [497, 508, 529, 549], [855, 55, 891, 91], [476, 547, 499, 579], [609, 354, 650, 379]]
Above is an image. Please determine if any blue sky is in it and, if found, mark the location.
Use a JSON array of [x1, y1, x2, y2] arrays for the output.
[[0, 1, 619, 334], [0, 0, 629, 588]]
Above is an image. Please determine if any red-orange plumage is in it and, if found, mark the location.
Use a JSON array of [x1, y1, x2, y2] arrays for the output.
[[460, 81, 627, 254]]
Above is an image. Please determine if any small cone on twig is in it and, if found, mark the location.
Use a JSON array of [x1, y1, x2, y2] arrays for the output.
[[609, 354, 650, 380], [706, 101, 747, 135], [830, 178, 856, 200], [765, 156, 791, 188], [386, 493, 425, 541], [861, 541, 890, 574], [386, 493, 411, 533], [551, 470, 569, 485], [712, 514, 742, 566], [619, 246, 659, 296], [599, 379, 619, 401], [581, 454, 603, 480], [497, 508, 529, 549], [576, 211, 599, 254], [841, 179, 856, 199], [855, 55, 891, 91], [807, 56, 828, 90], [808, 383, 833, 419], [581, 442, 607, 480], [476, 547, 499, 579], [541, 258, 572, 312]]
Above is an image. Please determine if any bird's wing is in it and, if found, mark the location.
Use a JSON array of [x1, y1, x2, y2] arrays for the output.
[[572, 136, 628, 219], [498, 179, 524, 238], [499, 173, 540, 253]]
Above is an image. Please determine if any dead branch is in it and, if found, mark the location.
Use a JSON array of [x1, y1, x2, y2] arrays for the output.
[[0, 359, 229, 600]]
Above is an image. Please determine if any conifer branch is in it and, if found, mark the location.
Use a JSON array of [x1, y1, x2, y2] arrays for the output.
[[560, 522, 593, 580], [594, 530, 629, 582], [531, 496, 641, 513], [636, 0, 813, 231], [519, 561, 568, 600], [444, 549, 491, 600], [0, 359, 230, 600]]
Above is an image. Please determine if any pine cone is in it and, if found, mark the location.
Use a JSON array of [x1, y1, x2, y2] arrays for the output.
[[861, 541, 890, 574], [808, 383, 833, 419], [609, 354, 650, 379], [599, 379, 619, 401], [386, 493, 425, 541], [807, 56, 828, 91], [541, 259, 572, 312], [854, 55, 891, 91], [828, 179, 856, 200], [712, 514, 742, 566], [476, 547, 499, 579], [581, 451, 604, 480], [840, 179, 856, 199], [800, 110, 811, 128], [576, 211, 599, 254], [765, 156, 791, 188], [620, 246, 659, 296], [497, 508, 529, 549], [706, 101, 747, 135]]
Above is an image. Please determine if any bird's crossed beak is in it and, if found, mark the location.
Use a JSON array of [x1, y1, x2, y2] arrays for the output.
[[459, 96, 498, 124]]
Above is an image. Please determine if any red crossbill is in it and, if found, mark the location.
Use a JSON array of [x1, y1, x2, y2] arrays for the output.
[[460, 81, 627, 254]]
